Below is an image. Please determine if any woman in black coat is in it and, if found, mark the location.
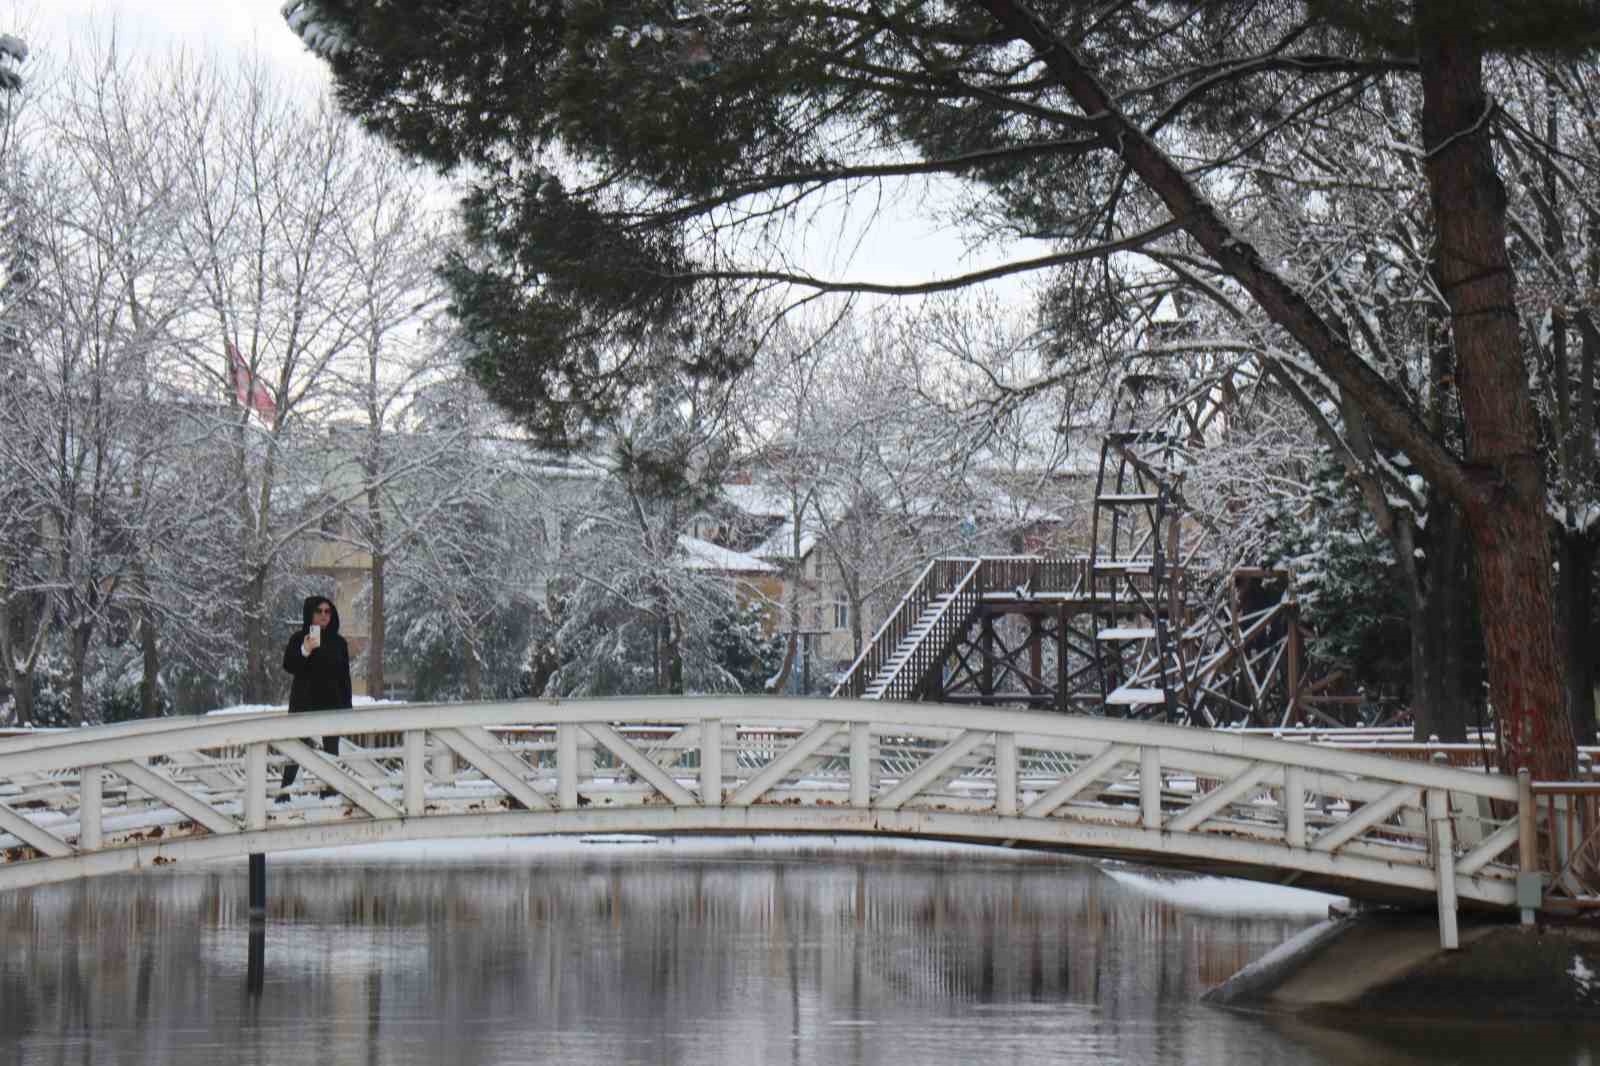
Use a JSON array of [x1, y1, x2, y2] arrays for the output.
[[279, 595, 353, 792]]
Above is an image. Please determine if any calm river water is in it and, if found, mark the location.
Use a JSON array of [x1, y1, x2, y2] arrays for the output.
[[0, 837, 1593, 1065]]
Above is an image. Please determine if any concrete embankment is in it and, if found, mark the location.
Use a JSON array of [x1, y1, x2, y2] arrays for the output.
[[1205, 911, 1600, 1020]]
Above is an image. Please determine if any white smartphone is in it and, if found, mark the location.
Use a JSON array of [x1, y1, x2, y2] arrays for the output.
[[308, 623, 321, 640]]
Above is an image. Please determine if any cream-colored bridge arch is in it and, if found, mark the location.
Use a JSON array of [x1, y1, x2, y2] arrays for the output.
[[0, 698, 1531, 943]]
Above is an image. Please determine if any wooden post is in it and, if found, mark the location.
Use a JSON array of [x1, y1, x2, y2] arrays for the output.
[[1056, 606, 1068, 711], [245, 742, 267, 830], [1428, 789, 1459, 949], [79, 767, 102, 852], [1028, 616, 1043, 697], [700, 718, 721, 807], [1517, 767, 1539, 925], [403, 730, 426, 817], [1140, 745, 1162, 830], [995, 731, 1017, 817], [558, 724, 578, 809], [980, 614, 995, 706], [849, 722, 871, 808], [1283, 765, 1305, 849]]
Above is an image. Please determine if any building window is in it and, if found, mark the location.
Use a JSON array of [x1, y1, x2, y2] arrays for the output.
[[833, 602, 848, 630]]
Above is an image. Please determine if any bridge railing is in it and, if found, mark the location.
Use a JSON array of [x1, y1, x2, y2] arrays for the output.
[[974, 556, 1090, 597], [1, 697, 1584, 945], [1528, 777, 1600, 907]]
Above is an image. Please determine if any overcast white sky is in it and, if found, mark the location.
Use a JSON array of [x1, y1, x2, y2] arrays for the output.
[[18, 0, 326, 85], [10, 0, 1034, 294]]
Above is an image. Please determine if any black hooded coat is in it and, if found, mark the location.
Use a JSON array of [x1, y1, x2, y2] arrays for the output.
[[282, 596, 353, 713]]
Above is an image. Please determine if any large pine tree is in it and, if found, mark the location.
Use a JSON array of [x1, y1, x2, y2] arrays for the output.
[[285, 0, 1600, 776]]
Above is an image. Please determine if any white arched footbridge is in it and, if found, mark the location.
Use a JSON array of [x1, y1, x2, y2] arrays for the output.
[[0, 698, 1560, 945]]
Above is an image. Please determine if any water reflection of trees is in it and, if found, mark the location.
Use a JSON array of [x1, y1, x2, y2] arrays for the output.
[[0, 852, 1316, 1064]]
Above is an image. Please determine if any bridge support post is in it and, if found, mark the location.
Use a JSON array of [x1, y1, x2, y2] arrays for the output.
[[700, 719, 722, 806], [1427, 789, 1459, 950], [558, 725, 578, 809], [245, 743, 267, 830], [1283, 766, 1305, 848], [850, 723, 871, 808], [995, 732, 1017, 816], [404, 730, 426, 816], [79, 768, 102, 851], [1516, 768, 1541, 925], [1140, 746, 1162, 829]]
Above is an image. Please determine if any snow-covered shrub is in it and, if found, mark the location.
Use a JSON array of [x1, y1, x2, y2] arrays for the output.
[[1260, 461, 1410, 694], [705, 600, 785, 694]]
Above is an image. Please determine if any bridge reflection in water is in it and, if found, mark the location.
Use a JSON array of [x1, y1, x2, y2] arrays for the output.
[[0, 848, 1591, 1066], [0, 847, 1319, 1062], [0, 697, 1566, 948]]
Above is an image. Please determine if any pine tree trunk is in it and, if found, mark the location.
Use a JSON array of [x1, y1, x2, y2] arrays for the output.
[[1418, 26, 1575, 777], [1556, 531, 1598, 744], [974, 0, 1576, 775], [1411, 500, 1471, 742]]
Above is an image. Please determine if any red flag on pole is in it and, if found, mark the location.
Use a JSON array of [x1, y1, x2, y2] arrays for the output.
[[227, 337, 277, 425]]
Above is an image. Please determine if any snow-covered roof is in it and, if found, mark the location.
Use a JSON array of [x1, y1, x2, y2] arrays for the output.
[[677, 534, 779, 573], [749, 518, 818, 562], [720, 482, 794, 518]]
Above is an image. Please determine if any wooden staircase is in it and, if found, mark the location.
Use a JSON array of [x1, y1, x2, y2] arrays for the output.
[[831, 559, 984, 701]]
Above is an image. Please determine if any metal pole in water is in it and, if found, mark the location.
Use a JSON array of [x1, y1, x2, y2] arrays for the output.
[[246, 925, 265, 997], [249, 853, 266, 919]]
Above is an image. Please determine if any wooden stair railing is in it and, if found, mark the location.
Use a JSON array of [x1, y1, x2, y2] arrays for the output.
[[831, 559, 983, 699], [865, 559, 986, 701]]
